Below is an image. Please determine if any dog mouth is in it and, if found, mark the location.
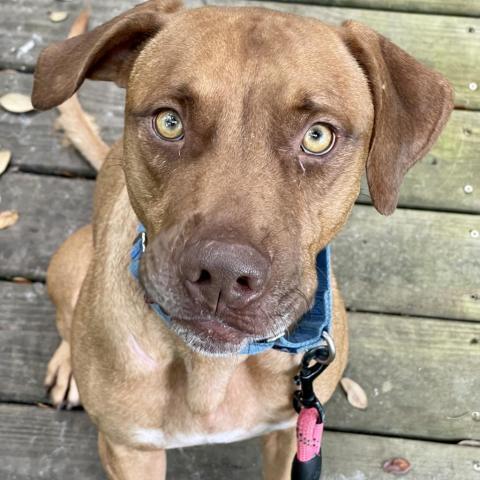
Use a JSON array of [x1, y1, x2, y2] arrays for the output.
[[138, 230, 309, 356], [140, 280, 281, 355], [170, 315, 286, 356], [141, 276, 308, 356]]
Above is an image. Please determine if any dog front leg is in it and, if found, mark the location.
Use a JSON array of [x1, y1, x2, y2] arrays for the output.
[[261, 428, 296, 480], [45, 224, 93, 408], [98, 432, 166, 480]]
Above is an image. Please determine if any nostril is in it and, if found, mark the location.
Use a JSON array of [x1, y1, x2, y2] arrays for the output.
[[197, 269, 211, 284], [236, 275, 254, 291]]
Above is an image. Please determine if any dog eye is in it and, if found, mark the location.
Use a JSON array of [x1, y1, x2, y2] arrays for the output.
[[301, 123, 335, 155], [153, 110, 184, 141]]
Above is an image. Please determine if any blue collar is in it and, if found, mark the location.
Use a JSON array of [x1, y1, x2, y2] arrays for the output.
[[130, 225, 333, 355]]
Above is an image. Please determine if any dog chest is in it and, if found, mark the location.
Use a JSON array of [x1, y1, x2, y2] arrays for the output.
[[130, 417, 296, 450]]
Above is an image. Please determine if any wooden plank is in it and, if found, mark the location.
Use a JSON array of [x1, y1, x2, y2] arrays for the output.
[[2, 280, 479, 441], [207, 0, 480, 110], [0, 173, 93, 280], [1, 70, 479, 213], [0, 0, 203, 72], [0, 69, 122, 178], [333, 205, 480, 322], [0, 282, 56, 404], [268, 0, 480, 17], [328, 312, 480, 441], [1, 170, 477, 320], [373, 109, 480, 214], [1, 404, 479, 480]]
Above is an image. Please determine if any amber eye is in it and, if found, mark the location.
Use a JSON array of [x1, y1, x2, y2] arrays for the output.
[[301, 123, 335, 155], [154, 110, 184, 140]]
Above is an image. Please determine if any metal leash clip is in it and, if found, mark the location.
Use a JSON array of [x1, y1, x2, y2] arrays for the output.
[[291, 331, 336, 480], [293, 331, 336, 416]]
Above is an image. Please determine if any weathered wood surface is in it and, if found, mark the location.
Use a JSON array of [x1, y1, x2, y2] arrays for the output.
[[0, 173, 94, 280], [329, 313, 480, 441], [0, 70, 123, 177], [0, 0, 204, 72], [1, 70, 479, 213], [370, 108, 480, 213], [208, 0, 480, 110], [1, 171, 478, 320], [0, 282, 57, 404], [1, 404, 479, 480], [334, 205, 480, 322], [2, 280, 479, 440], [267, 0, 480, 17], [1, 0, 479, 109]]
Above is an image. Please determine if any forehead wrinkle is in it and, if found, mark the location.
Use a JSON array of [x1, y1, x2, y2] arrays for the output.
[[292, 95, 357, 132]]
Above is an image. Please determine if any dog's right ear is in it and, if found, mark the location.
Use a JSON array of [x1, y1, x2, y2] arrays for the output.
[[32, 0, 182, 110]]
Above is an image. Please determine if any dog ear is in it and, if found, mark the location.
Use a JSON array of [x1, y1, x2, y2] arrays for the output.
[[341, 21, 454, 215], [32, 0, 182, 110]]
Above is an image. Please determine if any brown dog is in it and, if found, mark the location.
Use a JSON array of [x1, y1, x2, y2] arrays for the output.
[[32, 0, 453, 478]]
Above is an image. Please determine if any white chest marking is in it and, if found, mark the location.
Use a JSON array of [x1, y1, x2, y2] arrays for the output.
[[132, 418, 296, 449]]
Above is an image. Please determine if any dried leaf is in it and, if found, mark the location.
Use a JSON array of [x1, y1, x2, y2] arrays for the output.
[[458, 440, 480, 447], [13, 277, 31, 284], [0, 150, 11, 175], [49, 11, 69, 23], [0, 93, 34, 113], [383, 457, 412, 475], [0, 210, 19, 230], [340, 377, 368, 410]]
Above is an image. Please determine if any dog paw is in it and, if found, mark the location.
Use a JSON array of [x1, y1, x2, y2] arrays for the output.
[[44, 340, 81, 409]]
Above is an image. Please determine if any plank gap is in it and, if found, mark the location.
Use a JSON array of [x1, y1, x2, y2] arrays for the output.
[[266, 0, 480, 18]]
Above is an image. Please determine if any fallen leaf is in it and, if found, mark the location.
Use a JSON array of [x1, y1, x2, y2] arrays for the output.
[[49, 11, 69, 23], [13, 277, 31, 284], [0, 93, 34, 113], [0, 150, 11, 175], [458, 440, 480, 447], [340, 377, 368, 410], [0, 210, 19, 230], [383, 457, 412, 475]]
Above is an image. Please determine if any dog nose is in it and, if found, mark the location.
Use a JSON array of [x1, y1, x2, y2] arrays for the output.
[[180, 240, 270, 312]]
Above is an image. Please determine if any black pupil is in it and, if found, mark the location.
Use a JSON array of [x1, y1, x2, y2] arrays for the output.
[[164, 113, 178, 130], [310, 128, 323, 141]]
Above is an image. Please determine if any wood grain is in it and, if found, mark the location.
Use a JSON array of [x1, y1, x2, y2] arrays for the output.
[[0, 173, 93, 280], [2, 281, 479, 440], [0, 0, 204, 72], [1, 404, 479, 480], [267, 0, 480, 17], [333, 205, 480, 321]]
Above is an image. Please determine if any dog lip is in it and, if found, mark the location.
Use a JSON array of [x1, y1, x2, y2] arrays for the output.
[[260, 331, 285, 342], [172, 315, 276, 346]]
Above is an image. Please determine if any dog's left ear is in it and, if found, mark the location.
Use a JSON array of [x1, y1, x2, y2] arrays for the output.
[[32, 0, 183, 110], [341, 21, 454, 215]]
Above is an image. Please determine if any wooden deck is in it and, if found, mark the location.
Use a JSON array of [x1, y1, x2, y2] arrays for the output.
[[0, 0, 479, 478]]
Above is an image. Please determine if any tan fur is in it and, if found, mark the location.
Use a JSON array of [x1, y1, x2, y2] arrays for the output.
[[35, 1, 452, 477]]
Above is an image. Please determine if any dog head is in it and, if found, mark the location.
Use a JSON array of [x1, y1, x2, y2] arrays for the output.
[[33, 0, 453, 355]]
